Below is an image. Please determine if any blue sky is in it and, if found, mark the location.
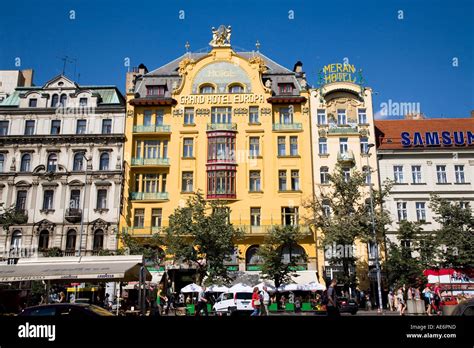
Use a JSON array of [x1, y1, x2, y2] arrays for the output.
[[0, 0, 472, 118]]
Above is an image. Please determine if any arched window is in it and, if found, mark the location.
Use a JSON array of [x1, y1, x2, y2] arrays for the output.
[[280, 244, 306, 264], [228, 84, 244, 93], [11, 230, 22, 250], [99, 153, 109, 171], [199, 84, 215, 94], [0, 154, 5, 172], [47, 153, 57, 172], [59, 94, 67, 107], [66, 230, 76, 251], [20, 154, 31, 172], [245, 245, 263, 270], [93, 229, 104, 251], [38, 230, 49, 251], [51, 94, 59, 107], [73, 153, 84, 171]]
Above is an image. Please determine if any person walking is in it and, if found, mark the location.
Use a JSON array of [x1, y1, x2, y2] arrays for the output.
[[422, 285, 432, 315], [433, 283, 441, 315], [387, 291, 394, 311], [397, 287, 406, 315], [326, 279, 340, 317], [157, 285, 167, 315], [251, 287, 261, 316], [260, 286, 270, 316], [195, 286, 208, 316], [59, 291, 66, 303]]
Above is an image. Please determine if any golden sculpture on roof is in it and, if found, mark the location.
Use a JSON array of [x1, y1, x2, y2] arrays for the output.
[[210, 25, 232, 47]]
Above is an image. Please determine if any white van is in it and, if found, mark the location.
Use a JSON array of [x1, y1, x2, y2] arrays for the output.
[[213, 292, 254, 315]]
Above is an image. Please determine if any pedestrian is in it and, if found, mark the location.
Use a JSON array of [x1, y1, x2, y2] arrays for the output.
[[387, 291, 394, 311], [279, 295, 286, 310], [157, 285, 167, 315], [326, 278, 340, 317], [397, 287, 406, 315], [59, 291, 66, 303], [295, 296, 301, 313], [250, 287, 261, 316], [422, 285, 432, 315], [433, 283, 441, 315], [195, 286, 208, 316], [260, 286, 270, 316], [149, 286, 159, 316]]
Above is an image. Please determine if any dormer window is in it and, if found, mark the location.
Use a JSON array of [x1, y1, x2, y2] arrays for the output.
[[279, 83, 294, 95], [147, 85, 166, 96], [228, 84, 244, 93], [79, 98, 88, 107], [199, 84, 215, 94], [29, 98, 37, 107]]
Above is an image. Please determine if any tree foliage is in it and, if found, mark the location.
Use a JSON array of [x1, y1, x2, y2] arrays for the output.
[[164, 192, 242, 285], [119, 230, 164, 264], [0, 203, 28, 231], [257, 225, 308, 288]]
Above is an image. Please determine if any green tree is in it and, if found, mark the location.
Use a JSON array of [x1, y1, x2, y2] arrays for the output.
[[429, 195, 474, 268], [305, 164, 392, 291], [164, 192, 242, 285], [0, 203, 28, 231], [118, 230, 164, 264], [257, 225, 308, 288]]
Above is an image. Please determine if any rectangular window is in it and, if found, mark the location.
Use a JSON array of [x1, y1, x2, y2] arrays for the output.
[[460, 201, 470, 210], [249, 137, 260, 157], [322, 200, 331, 217], [250, 207, 261, 227], [290, 136, 298, 156], [43, 190, 54, 210], [412, 165, 422, 183], [70, 190, 80, 210], [343, 167, 350, 182], [102, 119, 112, 134], [317, 109, 327, 125], [50, 120, 61, 135], [291, 170, 300, 191], [143, 174, 159, 193], [144, 110, 152, 126], [183, 138, 193, 158], [249, 171, 261, 192], [358, 109, 367, 124], [397, 202, 407, 221], [155, 109, 164, 125], [436, 165, 447, 183], [184, 108, 194, 125], [360, 137, 368, 154], [207, 171, 236, 196], [24, 120, 35, 135], [134, 209, 145, 228], [279, 170, 287, 191], [249, 106, 259, 124], [211, 107, 232, 124], [161, 174, 167, 192], [136, 141, 142, 158], [182, 172, 194, 192], [281, 207, 298, 226], [29, 99, 37, 107], [96, 190, 107, 209], [320, 167, 329, 184], [146, 85, 165, 96], [279, 84, 293, 94], [455, 165, 465, 183], [144, 140, 160, 159], [151, 208, 162, 227], [79, 98, 88, 107], [279, 107, 292, 124], [76, 119, 87, 134], [337, 109, 347, 125], [319, 138, 327, 154], [416, 202, 426, 222], [16, 190, 27, 211], [278, 136, 286, 156], [393, 165, 404, 183], [0, 121, 9, 135], [339, 138, 348, 154]]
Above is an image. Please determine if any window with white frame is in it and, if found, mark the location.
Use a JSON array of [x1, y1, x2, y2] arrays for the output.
[[436, 165, 447, 183], [358, 109, 367, 124], [249, 171, 261, 192], [249, 137, 259, 157], [184, 107, 194, 125], [43, 190, 54, 210], [411, 165, 422, 184], [393, 165, 404, 183], [291, 170, 300, 191], [339, 138, 348, 154], [96, 189, 107, 209], [134, 208, 145, 228], [415, 202, 426, 222], [181, 172, 194, 192], [249, 106, 259, 124], [337, 109, 347, 125], [290, 136, 298, 156], [397, 202, 407, 221], [317, 109, 327, 125], [455, 165, 465, 183], [360, 137, 369, 154], [342, 167, 351, 182], [319, 138, 327, 155], [320, 166, 329, 184]]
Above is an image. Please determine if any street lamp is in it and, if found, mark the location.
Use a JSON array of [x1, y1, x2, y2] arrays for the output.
[[77, 153, 91, 257], [366, 143, 383, 313]]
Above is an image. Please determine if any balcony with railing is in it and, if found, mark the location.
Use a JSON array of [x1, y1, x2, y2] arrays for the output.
[[130, 192, 169, 201], [131, 157, 170, 166], [122, 226, 165, 236], [272, 123, 303, 132], [133, 124, 171, 133], [206, 123, 237, 131], [337, 150, 356, 163], [328, 122, 358, 135], [65, 208, 82, 223], [236, 225, 311, 235]]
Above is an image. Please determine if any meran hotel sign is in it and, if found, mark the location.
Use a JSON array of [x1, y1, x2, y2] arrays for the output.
[[180, 94, 265, 105]]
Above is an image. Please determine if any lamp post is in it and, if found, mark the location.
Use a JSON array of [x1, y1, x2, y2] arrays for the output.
[[366, 143, 383, 313], [77, 153, 91, 257]]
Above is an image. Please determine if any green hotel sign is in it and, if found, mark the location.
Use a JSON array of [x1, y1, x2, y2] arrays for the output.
[[318, 63, 364, 86]]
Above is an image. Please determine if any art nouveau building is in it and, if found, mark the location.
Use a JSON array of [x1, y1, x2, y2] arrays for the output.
[[309, 78, 379, 288], [0, 75, 125, 262], [375, 115, 474, 244], [120, 26, 318, 283]]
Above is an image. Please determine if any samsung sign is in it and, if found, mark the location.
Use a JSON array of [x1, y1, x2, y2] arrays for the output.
[[401, 131, 474, 147]]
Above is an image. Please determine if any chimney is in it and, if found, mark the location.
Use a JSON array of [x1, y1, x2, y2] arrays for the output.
[[20, 69, 34, 87], [293, 61, 303, 73], [125, 63, 148, 94]]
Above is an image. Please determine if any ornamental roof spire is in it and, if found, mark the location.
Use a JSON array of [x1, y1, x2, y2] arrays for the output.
[[209, 25, 232, 47]]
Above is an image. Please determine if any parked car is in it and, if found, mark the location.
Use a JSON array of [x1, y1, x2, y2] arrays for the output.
[[338, 297, 358, 315], [18, 303, 114, 317], [450, 298, 474, 316], [213, 292, 253, 315]]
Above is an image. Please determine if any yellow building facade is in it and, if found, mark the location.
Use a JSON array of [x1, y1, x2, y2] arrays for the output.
[[120, 28, 317, 277]]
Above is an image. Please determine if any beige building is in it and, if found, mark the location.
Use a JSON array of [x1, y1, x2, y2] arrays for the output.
[[0, 69, 33, 102]]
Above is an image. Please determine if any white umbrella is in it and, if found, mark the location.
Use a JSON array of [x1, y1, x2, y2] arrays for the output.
[[304, 281, 326, 292], [180, 283, 202, 293], [278, 283, 307, 292], [228, 283, 253, 293], [206, 285, 229, 293], [255, 282, 276, 293]]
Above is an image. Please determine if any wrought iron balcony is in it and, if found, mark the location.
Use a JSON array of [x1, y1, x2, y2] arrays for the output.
[[133, 124, 171, 133], [122, 226, 165, 235], [130, 192, 169, 201], [328, 123, 359, 135], [206, 123, 237, 131], [131, 157, 170, 166], [65, 208, 82, 223], [272, 123, 303, 131], [236, 225, 311, 235], [337, 150, 356, 163]]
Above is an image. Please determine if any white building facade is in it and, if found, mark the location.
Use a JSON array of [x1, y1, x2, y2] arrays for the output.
[[0, 75, 125, 262]]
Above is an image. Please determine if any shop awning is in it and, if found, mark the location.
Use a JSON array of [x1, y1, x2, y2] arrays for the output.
[[290, 271, 320, 286], [0, 255, 151, 282]]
